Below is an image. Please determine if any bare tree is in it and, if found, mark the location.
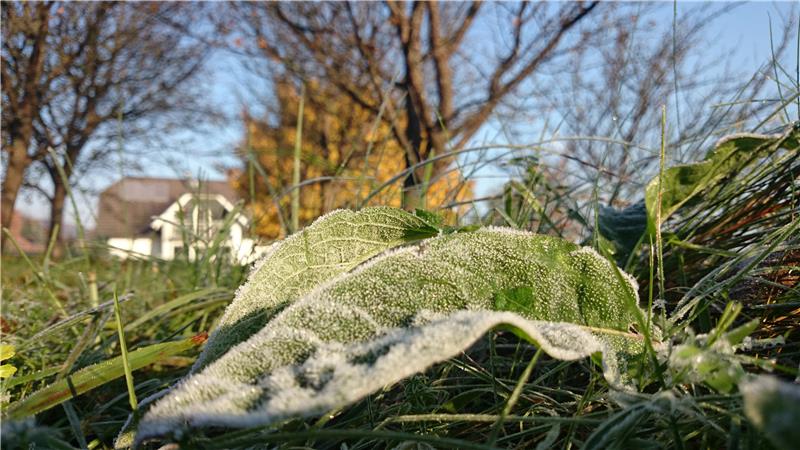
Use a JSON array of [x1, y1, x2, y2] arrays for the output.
[[230, 1, 604, 209], [480, 3, 799, 239], [543, 3, 798, 207], [1, 2, 50, 248], [1, 1, 209, 249]]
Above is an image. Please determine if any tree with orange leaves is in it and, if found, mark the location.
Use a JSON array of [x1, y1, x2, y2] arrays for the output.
[[234, 78, 472, 240]]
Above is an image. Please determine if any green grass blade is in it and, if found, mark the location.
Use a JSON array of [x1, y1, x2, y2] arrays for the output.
[[123, 287, 229, 332], [19, 295, 133, 352], [61, 400, 88, 449], [207, 428, 501, 450], [1, 227, 68, 318], [291, 83, 305, 233], [113, 290, 138, 411], [487, 347, 543, 445], [644, 129, 798, 235], [4, 333, 207, 419], [3, 366, 61, 389]]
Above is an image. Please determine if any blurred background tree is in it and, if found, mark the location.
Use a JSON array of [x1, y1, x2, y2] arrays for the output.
[[1, 1, 211, 250], [229, 1, 602, 211], [234, 76, 472, 239], [539, 3, 799, 208], [223, 1, 796, 239], [3, 1, 796, 249]]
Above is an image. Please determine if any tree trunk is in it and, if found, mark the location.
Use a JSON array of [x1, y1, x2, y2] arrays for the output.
[[402, 171, 424, 211], [48, 177, 68, 256], [47, 143, 82, 257], [401, 82, 425, 211], [401, 128, 451, 212], [1, 3, 50, 251], [1, 139, 32, 251]]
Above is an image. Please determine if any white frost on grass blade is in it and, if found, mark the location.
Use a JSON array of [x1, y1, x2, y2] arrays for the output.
[[135, 226, 651, 444]]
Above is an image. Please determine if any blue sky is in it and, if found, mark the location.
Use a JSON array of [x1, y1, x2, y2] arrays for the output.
[[15, 1, 798, 227]]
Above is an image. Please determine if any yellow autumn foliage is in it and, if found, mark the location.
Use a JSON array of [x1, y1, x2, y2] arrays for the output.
[[234, 80, 472, 239]]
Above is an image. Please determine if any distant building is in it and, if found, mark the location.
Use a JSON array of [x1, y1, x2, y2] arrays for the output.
[[95, 177, 264, 263], [5, 211, 48, 254]]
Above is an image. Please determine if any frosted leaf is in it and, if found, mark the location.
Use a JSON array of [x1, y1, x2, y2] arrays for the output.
[[644, 129, 797, 235], [193, 207, 438, 371], [740, 375, 800, 450], [134, 224, 653, 444]]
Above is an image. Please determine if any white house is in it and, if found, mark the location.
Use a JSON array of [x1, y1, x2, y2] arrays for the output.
[[96, 177, 265, 264]]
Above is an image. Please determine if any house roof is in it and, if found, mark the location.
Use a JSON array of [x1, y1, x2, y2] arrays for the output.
[[95, 177, 239, 238]]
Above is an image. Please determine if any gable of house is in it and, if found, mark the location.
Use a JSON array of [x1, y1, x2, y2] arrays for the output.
[[95, 177, 238, 238]]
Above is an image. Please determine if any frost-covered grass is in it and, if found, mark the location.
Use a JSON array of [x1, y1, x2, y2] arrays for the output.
[[2, 126, 799, 449]]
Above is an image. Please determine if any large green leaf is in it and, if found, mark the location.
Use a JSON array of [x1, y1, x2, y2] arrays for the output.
[[192, 207, 438, 371], [644, 130, 798, 235], [133, 223, 654, 444]]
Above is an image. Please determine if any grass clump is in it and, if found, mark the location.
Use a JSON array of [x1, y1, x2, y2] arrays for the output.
[[1, 122, 798, 450]]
